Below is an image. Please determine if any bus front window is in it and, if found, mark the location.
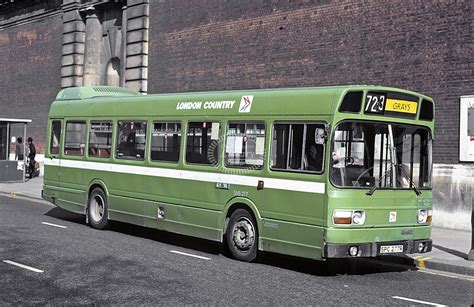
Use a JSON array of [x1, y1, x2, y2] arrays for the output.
[[330, 121, 432, 190]]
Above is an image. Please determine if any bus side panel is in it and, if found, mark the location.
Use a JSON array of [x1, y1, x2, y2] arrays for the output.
[[106, 170, 223, 241], [57, 159, 89, 212], [260, 219, 325, 260], [257, 183, 326, 259]]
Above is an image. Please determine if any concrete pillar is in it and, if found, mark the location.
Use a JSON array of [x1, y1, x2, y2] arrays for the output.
[[82, 6, 102, 86], [125, 0, 149, 93], [61, 0, 85, 88]]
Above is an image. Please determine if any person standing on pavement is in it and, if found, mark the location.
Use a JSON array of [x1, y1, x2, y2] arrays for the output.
[[27, 137, 36, 178], [15, 137, 24, 161]]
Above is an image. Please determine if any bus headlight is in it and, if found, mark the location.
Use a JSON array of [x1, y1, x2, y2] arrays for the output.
[[333, 210, 365, 225], [352, 211, 365, 225], [417, 209, 429, 223]]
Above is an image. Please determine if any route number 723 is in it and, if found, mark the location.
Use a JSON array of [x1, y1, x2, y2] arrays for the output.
[[365, 93, 386, 114]]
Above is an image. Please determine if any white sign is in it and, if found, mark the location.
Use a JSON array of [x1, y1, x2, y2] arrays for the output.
[[238, 96, 254, 113], [460, 96, 474, 162], [389, 211, 397, 223]]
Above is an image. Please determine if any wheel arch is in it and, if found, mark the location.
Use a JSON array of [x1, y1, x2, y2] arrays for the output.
[[222, 197, 263, 239], [85, 179, 110, 217]]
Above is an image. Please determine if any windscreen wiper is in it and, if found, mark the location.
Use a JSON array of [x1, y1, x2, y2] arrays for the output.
[[398, 165, 422, 196], [366, 162, 396, 196]]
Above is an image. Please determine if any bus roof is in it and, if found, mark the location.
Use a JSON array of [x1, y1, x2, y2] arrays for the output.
[[49, 85, 434, 120]]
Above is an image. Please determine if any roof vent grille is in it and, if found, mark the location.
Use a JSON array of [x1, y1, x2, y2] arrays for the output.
[[56, 86, 140, 101]]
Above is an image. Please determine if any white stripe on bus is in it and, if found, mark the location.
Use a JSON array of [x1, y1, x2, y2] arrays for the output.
[[44, 159, 325, 194]]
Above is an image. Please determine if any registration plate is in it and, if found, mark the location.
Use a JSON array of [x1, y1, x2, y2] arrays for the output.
[[379, 245, 404, 254]]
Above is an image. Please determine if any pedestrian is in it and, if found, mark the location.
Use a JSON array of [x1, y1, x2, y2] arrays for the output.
[[15, 137, 24, 160], [27, 137, 36, 178]]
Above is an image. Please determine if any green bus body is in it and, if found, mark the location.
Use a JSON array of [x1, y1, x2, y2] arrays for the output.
[[42, 85, 435, 260]]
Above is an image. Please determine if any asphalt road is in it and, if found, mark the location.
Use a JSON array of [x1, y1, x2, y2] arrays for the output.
[[0, 196, 473, 305]]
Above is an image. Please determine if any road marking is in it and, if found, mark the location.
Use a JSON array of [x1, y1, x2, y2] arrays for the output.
[[392, 296, 446, 306], [412, 256, 431, 268], [419, 269, 474, 282], [170, 250, 210, 260], [41, 222, 67, 229], [2, 260, 44, 273]]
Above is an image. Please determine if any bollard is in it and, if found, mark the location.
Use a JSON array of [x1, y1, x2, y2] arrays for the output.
[[469, 199, 474, 261]]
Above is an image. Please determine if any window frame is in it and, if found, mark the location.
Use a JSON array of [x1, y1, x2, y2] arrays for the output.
[[185, 120, 221, 167], [150, 120, 183, 164], [49, 120, 62, 156], [329, 119, 433, 190], [115, 119, 148, 161], [64, 120, 87, 157], [88, 120, 113, 159], [224, 121, 266, 170], [270, 121, 327, 175]]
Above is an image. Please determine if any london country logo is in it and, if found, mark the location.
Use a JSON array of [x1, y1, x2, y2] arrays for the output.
[[239, 95, 254, 113]]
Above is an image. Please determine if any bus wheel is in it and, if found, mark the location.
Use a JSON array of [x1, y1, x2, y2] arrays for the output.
[[87, 188, 109, 230], [226, 209, 258, 262]]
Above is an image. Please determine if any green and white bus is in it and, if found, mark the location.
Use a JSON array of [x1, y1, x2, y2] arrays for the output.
[[42, 85, 434, 262]]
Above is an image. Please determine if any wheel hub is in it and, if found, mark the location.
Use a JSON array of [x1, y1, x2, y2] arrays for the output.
[[90, 195, 104, 223], [232, 218, 255, 251]]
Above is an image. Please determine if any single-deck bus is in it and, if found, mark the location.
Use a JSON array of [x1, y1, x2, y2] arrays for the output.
[[42, 85, 434, 262]]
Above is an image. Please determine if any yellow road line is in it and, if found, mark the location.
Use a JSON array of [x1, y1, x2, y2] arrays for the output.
[[419, 269, 474, 283], [412, 256, 431, 268]]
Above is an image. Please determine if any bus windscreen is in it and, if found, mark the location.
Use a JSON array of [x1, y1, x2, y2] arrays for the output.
[[330, 121, 432, 190]]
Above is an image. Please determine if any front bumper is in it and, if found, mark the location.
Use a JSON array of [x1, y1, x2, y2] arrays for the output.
[[323, 239, 432, 258]]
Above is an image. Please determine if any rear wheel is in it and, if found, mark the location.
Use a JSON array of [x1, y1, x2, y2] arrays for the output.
[[226, 209, 258, 262], [87, 188, 109, 230]]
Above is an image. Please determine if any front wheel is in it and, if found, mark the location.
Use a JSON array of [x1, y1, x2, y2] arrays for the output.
[[226, 209, 258, 262], [87, 188, 109, 230]]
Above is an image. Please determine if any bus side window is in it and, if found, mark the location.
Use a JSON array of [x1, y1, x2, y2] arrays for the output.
[[116, 120, 147, 160], [225, 122, 265, 168], [151, 122, 181, 162], [186, 122, 219, 165], [50, 121, 62, 155], [64, 121, 86, 156], [89, 121, 112, 158], [271, 123, 325, 173]]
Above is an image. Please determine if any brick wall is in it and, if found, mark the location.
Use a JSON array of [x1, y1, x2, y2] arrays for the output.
[[0, 15, 63, 153], [148, 0, 474, 164]]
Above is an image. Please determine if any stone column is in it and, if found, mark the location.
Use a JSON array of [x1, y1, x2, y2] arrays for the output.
[[82, 6, 102, 86], [125, 0, 149, 93], [61, 0, 85, 88]]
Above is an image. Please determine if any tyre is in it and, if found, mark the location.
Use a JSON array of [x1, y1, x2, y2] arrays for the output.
[[226, 209, 258, 262], [87, 188, 109, 230]]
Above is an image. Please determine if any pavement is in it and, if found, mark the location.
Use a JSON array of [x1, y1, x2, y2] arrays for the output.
[[1, 177, 473, 277]]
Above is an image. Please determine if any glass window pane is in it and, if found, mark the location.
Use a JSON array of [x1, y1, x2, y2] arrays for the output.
[[225, 123, 265, 168], [64, 122, 86, 156], [151, 122, 181, 162], [303, 124, 325, 172], [272, 123, 325, 173], [330, 121, 432, 189], [116, 121, 147, 160], [50, 121, 61, 155], [89, 121, 112, 158], [186, 122, 219, 165], [271, 124, 290, 169]]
